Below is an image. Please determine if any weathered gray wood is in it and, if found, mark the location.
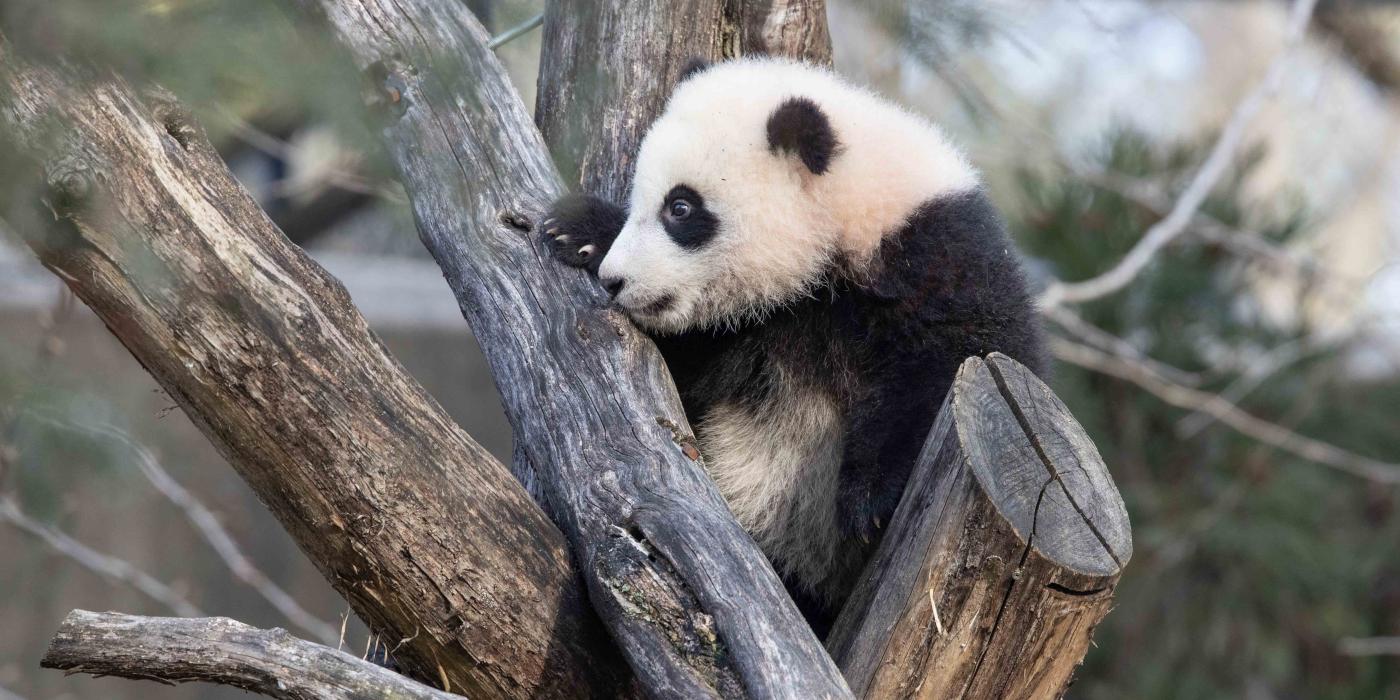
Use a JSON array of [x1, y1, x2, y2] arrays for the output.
[[828, 354, 1131, 699], [731, 0, 832, 65], [535, 0, 726, 200], [41, 610, 459, 700], [0, 39, 626, 699], [535, 0, 831, 199], [288, 1, 851, 697]]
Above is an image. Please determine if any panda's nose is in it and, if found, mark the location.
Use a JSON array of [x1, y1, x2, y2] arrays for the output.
[[601, 276, 626, 298]]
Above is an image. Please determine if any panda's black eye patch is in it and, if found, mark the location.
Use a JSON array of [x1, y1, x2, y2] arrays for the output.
[[660, 185, 718, 250]]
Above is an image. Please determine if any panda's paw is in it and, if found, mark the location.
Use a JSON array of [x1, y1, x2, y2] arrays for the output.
[[838, 478, 901, 545], [539, 194, 624, 273]]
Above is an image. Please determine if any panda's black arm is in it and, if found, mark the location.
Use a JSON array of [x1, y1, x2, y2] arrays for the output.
[[836, 189, 1049, 542], [540, 193, 628, 274]]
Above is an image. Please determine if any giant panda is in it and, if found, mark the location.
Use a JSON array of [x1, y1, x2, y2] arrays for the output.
[[540, 56, 1047, 634]]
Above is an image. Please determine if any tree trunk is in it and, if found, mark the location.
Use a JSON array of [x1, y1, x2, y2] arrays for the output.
[[536, 0, 831, 199], [0, 39, 626, 699], [41, 610, 459, 700], [289, 0, 852, 697], [827, 354, 1131, 699]]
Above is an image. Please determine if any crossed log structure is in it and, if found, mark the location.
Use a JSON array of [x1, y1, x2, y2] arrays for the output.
[[2, 1, 1131, 698]]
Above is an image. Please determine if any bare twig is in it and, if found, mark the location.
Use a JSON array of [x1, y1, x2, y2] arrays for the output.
[[1338, 636, 1400, 656], [41, 610, 458, 699], [1043, 304, 1205, 386], [1040, 0, 1320, 307], [487, 12, 543, 49], [26, 414, 337, 644], [1175, 336, 1331, 438], [1071, 165, 1366, 306], [1049, 335, 1400, 485], [0, 496, 202, 616]]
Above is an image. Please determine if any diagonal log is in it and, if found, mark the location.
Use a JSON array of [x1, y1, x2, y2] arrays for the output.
[[287, 0, 851, 696], [0, 39, 626, 699], [41, 610, 459, 700], [827, 354, 1131, 699]]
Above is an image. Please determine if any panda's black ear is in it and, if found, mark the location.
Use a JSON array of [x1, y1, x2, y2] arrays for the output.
[[766, 97, 838, 175], [679, 57, 712, 83]]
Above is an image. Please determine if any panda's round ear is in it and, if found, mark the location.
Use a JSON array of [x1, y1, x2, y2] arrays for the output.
[[766, 97, 838, 175]]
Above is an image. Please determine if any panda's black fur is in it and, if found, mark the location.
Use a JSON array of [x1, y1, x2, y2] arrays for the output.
[[541, 59, 1046, 635]]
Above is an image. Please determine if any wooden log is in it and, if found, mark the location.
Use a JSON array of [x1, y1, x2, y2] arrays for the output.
[[535, 0, 831, 199], [731, 0, 833, 65], [828, 353, 1132, 699], [41, 610, 460, 700], [0, 39, 626, 699], [535, 0, 725, 201], [287, 1, 851, 697]]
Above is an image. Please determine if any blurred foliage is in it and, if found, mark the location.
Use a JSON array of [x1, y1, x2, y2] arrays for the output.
[[1008, 133, 1400, 699], [1, 0, 369, 143]]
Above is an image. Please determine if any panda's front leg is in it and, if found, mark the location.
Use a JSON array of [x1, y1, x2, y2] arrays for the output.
[[539, 194, 628, 274], [836, 394, 918, 545]]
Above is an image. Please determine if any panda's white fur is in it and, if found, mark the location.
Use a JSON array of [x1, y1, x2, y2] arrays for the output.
[[600, 57, 979, 334]]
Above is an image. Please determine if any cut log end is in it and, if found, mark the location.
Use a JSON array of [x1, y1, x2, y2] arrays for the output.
[[956, 353, 1132, 576]]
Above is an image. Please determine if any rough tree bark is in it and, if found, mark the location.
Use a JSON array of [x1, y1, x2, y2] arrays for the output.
[[41, 610, 459, 700], [0, 39, 627, 699], [288, 1, 851, 697], [536, 0, 831, 199], [827, 354, 1131, 699]]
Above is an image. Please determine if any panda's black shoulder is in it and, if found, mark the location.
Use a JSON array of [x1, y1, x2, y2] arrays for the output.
[[860, 188, 1049, 377]]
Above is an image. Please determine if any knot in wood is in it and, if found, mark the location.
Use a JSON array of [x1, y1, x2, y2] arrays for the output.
[[45, 157, 95, 215], [498, 209, 533, 232], [365, 59, 412, 119]]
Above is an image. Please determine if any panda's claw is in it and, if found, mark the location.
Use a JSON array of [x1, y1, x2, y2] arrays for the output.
[[578, 244, 597, 259]]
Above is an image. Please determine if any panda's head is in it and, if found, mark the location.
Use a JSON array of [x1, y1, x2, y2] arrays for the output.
[[598, 57, 978, 333]]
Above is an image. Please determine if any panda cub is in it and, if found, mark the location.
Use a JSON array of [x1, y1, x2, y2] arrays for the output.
[[541, 57, 1046, 632]]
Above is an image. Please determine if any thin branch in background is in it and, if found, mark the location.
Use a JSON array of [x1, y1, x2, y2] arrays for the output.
[[1040, 0, 1321, 308], [1338, 637, 1400, 656], [0, 496, 202, 617], [1175, 336, 1328, 438], [1071, 165, 1368, 310], [1049, 335, 1400, 485], [26, 414, 337, 644], [487, 12, 544, 50], [1042, 304, 1205, 386]]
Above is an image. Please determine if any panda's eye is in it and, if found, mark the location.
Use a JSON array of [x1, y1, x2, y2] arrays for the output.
[[668, 199, 693, 220]]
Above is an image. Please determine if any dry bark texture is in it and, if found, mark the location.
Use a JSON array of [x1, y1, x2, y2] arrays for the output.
[[728, 0, 833, 65], [290, 1, 850, 697], [828, 354, 1131, 699], [535, 0, 830, 199], [41, 610, 459, 700], [0, 40, 625, 699]]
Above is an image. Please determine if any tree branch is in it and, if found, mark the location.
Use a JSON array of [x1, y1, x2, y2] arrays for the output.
[[1050, 335, 1400, 484], [40, 610, 457, 700], [0, 37, 624, 698], [289, 0, 850, 696], [1040, 0, 1320, 308], [26, 412, 337, 644], [0, 497, 202, 617]]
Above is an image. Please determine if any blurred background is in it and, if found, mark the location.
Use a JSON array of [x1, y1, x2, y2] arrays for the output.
[[1, 0, 1398, 697]]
